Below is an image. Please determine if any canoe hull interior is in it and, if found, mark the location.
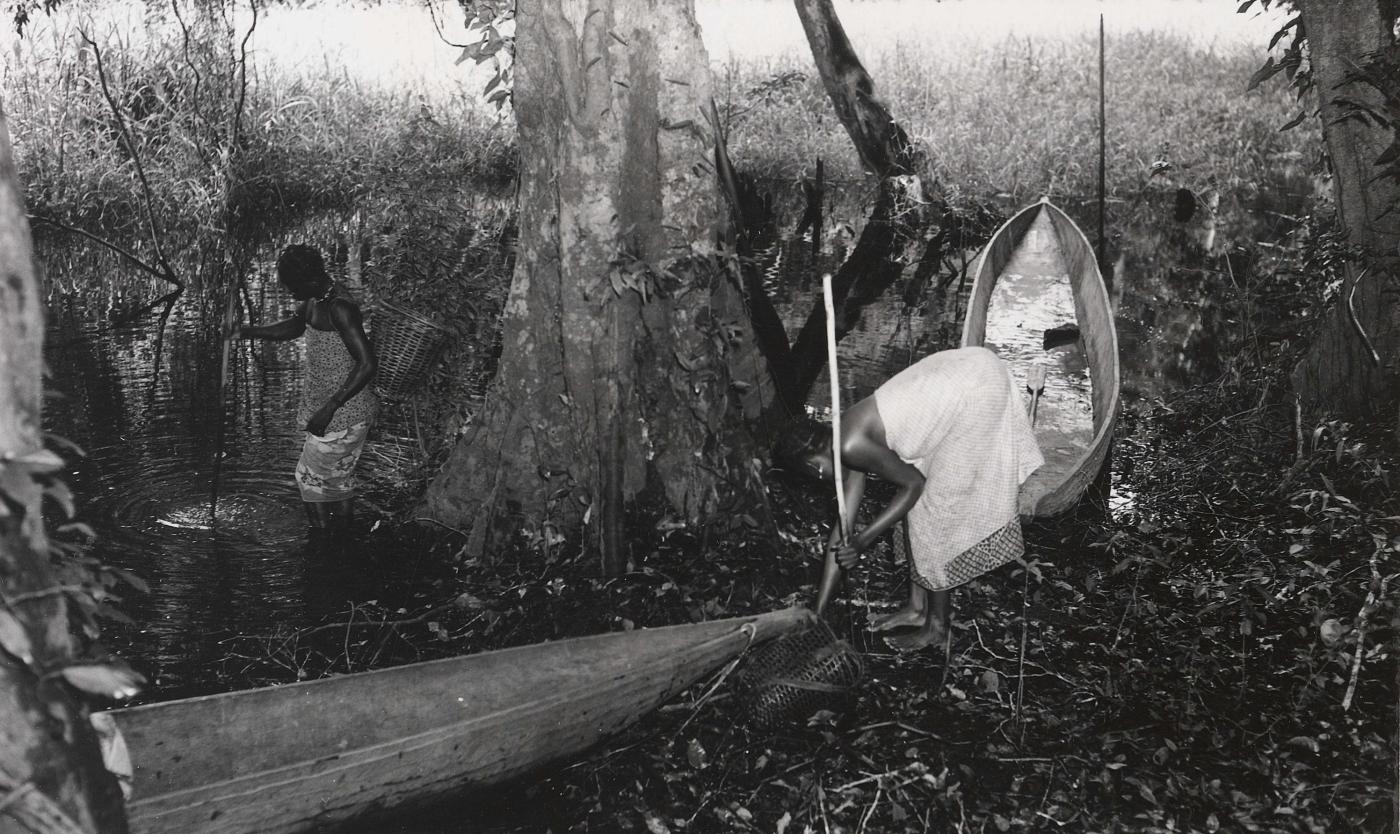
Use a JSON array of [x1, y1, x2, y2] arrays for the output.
[[962, 200, 1120, 517]]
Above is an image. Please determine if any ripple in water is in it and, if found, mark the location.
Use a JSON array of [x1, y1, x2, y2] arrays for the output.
[[90, 456, 307, 548]]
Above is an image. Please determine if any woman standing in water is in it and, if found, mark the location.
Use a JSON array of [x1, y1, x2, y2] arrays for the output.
[[233, 244, 378, 542], [777, 346, 1042, 651]]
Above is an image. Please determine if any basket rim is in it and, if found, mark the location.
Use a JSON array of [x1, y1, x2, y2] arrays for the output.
[[375, 299, 454, 334]]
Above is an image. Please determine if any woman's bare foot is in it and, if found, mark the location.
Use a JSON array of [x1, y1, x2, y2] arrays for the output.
[[884, 619, 949, 653], [868, 606, 926, 632]]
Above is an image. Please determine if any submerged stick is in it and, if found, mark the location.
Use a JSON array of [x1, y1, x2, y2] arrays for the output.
[[823, 273, 848, 541], [209, 285, 240, 519]]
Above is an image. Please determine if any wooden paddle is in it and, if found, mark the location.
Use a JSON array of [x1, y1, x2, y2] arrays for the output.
[[209, 284, 240, 520], [1026, 364, 1047, 427]]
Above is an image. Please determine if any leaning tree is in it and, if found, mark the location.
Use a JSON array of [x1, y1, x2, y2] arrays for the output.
[[423, 0, 776, 573]]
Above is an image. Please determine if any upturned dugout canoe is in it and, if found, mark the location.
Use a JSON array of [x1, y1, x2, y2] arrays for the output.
[[103, 607, 812, 834], [962, 198, 1120, 517]]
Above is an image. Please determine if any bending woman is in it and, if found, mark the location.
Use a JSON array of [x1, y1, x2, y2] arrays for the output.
[[778, 346, 1043, 651]]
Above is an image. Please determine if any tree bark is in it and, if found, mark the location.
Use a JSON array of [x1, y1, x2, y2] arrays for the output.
[[423, 0, 773, 570], [0, 98, 129, 833], [1291, 0, 1400, 416], [793, 0, 921, 178]]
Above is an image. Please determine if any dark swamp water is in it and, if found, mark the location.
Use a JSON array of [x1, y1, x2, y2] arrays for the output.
[[34, 166, 1315, 820], [41, 233, 463, 700]]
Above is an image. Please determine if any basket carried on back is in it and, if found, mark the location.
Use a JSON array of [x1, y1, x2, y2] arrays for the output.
[[369, 300, 452, 401], [737, 618, 865, 729]]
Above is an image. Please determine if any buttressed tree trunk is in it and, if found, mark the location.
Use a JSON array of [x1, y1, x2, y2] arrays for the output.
[[1292, 0, 1400, 416], [424, 0, 772, 571], [0, 100, 129, 832]]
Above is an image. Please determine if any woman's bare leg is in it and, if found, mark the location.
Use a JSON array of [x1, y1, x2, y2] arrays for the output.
[[870, 524, 927, 631], [304, 501, 331, 528], [885, 589, 951, 652], [327, 498, 354, 532], [870, 581, 926, 631]]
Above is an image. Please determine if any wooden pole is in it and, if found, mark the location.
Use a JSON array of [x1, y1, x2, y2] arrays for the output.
[[209, 285, 239, 519], [1097, 13, 1107, 274], [822, 273, 847, 541]]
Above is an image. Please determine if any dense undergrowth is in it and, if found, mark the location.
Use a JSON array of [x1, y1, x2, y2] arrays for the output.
[[210, 196, 1400, 833]]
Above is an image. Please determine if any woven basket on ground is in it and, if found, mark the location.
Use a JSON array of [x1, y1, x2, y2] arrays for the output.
[[369, 300, 452, 401], [737, 618, 865, 729]]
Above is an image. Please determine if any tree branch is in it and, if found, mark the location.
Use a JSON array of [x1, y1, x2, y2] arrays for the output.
[[169, 0, 213, 171], [427, 0, 471, 49], [791, 0, 921, 177], [28, 214, 172, 284], [79, 30, 183, 289], [229, 0, 257, 160]]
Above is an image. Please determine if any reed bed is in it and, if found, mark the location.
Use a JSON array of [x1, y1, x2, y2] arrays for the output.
[[2, 1, 1314, 231], [1, 1, 512, 236], [719, 27, 1316, 209]]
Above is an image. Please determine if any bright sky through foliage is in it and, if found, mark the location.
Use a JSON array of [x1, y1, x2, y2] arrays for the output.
[[2, 0, 1293, 113], [697, 0, 1291, 61]]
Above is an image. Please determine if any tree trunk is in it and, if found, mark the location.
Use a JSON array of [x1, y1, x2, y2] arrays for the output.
[[742, 0, 939, 415], [423, 0, 772, 570], [1291, 0, 1400, 416], [792, 0, 921, 178], [0, 99, 129, 833]]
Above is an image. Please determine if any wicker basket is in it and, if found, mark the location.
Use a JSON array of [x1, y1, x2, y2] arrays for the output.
[[370, 300, 453, 402], [737, 619, 865, 729]]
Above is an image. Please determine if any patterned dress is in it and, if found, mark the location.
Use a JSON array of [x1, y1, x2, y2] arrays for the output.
[[873, 347, 1043, 590], [294, 310, 378, 502]]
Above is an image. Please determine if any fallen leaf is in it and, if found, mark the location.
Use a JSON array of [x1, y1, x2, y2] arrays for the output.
[[686, 738, 707, 770], [1320, 618, 1345, 646], [0, 610, 33, 666], [60, 663, 145, 701]]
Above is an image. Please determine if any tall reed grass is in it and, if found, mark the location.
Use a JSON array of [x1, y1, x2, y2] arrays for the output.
[[2, 1, 512, 238], [718, 26, 1316, 212], [2, 0, 1313, 244]]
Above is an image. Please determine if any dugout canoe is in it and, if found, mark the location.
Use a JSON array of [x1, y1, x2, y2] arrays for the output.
[[102, 607, 812, 834], [961, 197, 1120, 517]]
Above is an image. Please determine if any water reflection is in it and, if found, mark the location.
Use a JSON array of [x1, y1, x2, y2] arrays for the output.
[[41, 239, 426, 697], [775, 170, 1313, 410]]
